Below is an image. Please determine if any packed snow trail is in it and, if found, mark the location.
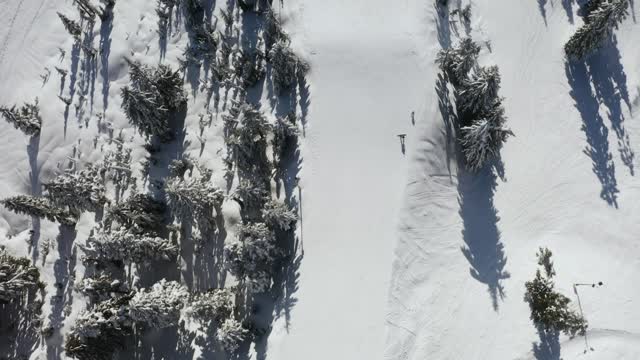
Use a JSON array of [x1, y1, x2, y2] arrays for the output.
[[385, 1, 640, 360], [266, 0, 430, 358]]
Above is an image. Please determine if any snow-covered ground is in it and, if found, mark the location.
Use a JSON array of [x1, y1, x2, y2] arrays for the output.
[[1, 0, 639, 359]]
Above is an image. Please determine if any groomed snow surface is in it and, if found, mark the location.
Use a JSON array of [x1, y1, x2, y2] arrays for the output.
[[1, 0, 639, 360]]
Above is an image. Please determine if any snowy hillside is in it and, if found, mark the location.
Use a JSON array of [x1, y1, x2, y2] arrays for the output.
[[0, 0, 639, 360]]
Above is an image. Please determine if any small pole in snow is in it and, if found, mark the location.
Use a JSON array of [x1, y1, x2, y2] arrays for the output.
[[573, 282, 603, 353]]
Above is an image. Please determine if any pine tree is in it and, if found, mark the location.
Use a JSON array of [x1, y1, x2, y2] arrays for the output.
[[128, 279, 188, 329], [0, 99, 42, 136], [65, 294, 133, 360], [436, 37, 481, 85], [1, 195, 77, 226], [120, 86, 169, 139], [104, 193, 166, 234], [460, 102, 513, 171], [262, 200, 297, 231], [57, 12, 82, 37], [183, 288, 234, 323], [524, 248, 587, 337], [120, 60, 186, 139], [232, 179, 270, 212], [224, 222, 277, 292], [76, 274, 129, 302], [565, 0, 630, 60], [44, 165, 107, 213], [269, 39, 307, 94], [165, 176, 224, 228], [0, 247, 42, 302], [79, 227, 178, 264], [457, 66, 501, 116], [216, 318, 247, 353]]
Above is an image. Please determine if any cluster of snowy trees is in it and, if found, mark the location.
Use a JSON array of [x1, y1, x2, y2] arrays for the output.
[[524, 248, 587, 337], [66, 279, 247, 358], [437, 38, 513, 171], [121, 60, 186, 140], [0, 246, 43, 303], [0, 99, 42, 136], [565, 0, 630, 60]]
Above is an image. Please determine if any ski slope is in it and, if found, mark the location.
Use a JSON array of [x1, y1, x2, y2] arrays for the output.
[[385, 1, 640, 359]]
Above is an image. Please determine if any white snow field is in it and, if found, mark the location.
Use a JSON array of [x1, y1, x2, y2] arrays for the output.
[[0, 0, 639, 360]]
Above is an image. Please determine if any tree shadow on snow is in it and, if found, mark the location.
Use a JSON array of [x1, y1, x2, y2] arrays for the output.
[[99, 7, 114, 111], [532, 326, 561, 360], [585, 37, 634, 176], [27, 135, 42, 261], [458, 163, 510, 311], [46, 225, 78, 360], [0, 287, 43, 359], [565, 60, 620, 208]]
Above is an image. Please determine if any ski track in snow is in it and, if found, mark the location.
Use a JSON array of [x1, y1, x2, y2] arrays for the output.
[[0, 0, 24, 67]]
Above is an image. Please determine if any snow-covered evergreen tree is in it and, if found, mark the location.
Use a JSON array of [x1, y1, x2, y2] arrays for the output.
[[232, 179, 270, 212], [1, 195, 77, 226], [76, 274, 129, 302], [79, 227, 178, 264], [165, 176, 224, 227], [224, 101, 273, 177], [44, 165, 107, 213], [183, 288, 234, 323], [121, 60, 186, 139], [0, 99, 42, 136], [120, 86, 170, 139], [128, 279, 188, 329], [463, 104, 511, 167], [457, 66, 501, 116], [460, 102, 512, 171], [272, 112, 299, 165], [224, 222, 277, 292], [65, 294, 133, 360], [565, 0, 630, 60], [269, 39, 308, 94], [262, 200, 297, 231], [524, 248, 587, 337], [264, 9, 289, 52], [104, 193, 166, 234], [216, 318, 247, 353], [0, 247, 42, 302], [58, 12, 82, 37], [436, 37, 481, 85]]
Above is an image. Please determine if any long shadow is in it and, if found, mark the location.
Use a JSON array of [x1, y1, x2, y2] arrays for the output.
[[46, 225, 77, 360], [532, 326, 561, 360], [64, 41, 81, 136], [537, 0, 548, 26], [565, 61, 619, 207], [458, 165, 510, 311], [562, 0, 575, 24], [436, 72, 457, 179], [586, 36, 634, 175], [435, 2, 451, 49], [99, 6, 114, 111], [27, 135, 42, 261], [0, 287, 43, 359]]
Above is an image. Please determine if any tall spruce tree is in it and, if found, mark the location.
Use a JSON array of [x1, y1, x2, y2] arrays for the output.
[[44, 165, 107, 213], [1, 195, 77, 226], [457, 66, 501, 116], [0, 99, 42, 136], [79, 227, 178, 264], [0, 247, 42, 302], [565, 0, 630, 60], [57, 12, 82, 37], [120, 60, 186, 139], [524, 248, 587, 337]]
